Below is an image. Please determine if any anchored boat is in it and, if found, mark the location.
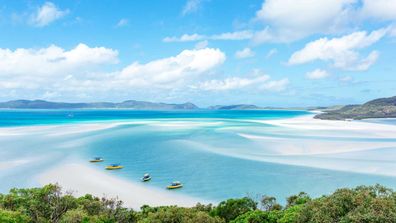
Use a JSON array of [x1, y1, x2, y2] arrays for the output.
[[142, 173, 151, 182], [105, 164, 123, 170], [89, 157, 104, 163], [167, 181, 183, 189]]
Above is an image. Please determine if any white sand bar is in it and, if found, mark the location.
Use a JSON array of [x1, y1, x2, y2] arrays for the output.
[[37, 163, 204, 210]]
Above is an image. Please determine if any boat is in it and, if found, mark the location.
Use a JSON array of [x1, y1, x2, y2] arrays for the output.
[[142, 173, 151, 182], [89, 157, 104, 162], [105, 164, 124, 170], [167, 181, 183, 189]]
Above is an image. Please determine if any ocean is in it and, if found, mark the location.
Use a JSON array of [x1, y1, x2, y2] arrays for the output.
[[1, 109, 396, 204]]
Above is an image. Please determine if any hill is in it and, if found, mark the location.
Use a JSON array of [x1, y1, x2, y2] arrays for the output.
[[315, 96, 396, 120]]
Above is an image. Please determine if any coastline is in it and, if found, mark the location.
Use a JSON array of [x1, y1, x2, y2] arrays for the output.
[[1, 112, 396, 207], [37, 163, 206, 209]]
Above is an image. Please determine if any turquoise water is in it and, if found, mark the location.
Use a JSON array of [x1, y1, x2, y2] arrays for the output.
[[1, 109, 396, 204]]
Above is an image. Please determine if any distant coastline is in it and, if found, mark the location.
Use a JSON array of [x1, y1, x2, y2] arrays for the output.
[[0, 99, 310, 111]]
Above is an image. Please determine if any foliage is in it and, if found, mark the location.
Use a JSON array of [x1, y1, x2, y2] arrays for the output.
[[139, 206, 223, 223], [0, 209, 31, 223], [296, 184, 396, 223], [1, 184, 396, 223], [210, 197, 257, 222]]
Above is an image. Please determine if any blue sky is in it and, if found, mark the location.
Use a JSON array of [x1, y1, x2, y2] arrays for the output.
[[0, 0, 395, 107]]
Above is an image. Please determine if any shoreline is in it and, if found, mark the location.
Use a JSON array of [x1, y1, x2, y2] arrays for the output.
[[1, 112, 396, 207], [37, 163, 207, 209]]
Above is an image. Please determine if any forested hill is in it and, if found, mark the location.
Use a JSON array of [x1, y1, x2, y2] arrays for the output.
[[315, 96, 396, 120]]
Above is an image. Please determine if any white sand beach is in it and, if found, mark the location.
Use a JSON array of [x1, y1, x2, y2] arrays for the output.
[[37, 163, 204, 209]]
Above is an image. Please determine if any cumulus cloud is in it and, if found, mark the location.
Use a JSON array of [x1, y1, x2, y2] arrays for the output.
[[0, 45, 227, 100], [305, 69, 330, 79], [253, 0, 355, 43], [0, 43, 118, 77], [288, 28, 387, 71], [30, 2, 68, 27], [235, 48, 255, 59], [163, 31, 253, 42], [118, 48, 226, 87]]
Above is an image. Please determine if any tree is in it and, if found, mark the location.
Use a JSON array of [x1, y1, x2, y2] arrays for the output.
[[286, 192, 311, 208], [260, 195, 282, 211], [211, 197, 257, 222]]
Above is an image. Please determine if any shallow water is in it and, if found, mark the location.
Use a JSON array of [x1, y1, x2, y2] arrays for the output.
[[1, 109, 396, 204]]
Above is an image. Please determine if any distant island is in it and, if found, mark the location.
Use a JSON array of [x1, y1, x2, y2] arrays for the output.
[[0, 100, 277, 110], [315, 95, 396, 120], [0, 100, 199, 110], [1, 96, 396, 120]]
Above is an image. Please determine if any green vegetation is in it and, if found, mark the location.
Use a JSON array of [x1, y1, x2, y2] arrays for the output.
[[0, 184, 395, 222], [315, 95, 396, 120]]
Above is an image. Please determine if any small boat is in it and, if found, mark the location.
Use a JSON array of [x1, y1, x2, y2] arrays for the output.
[[142, 173, 151, 182], [89, 157, 104, 163], [167, 181, 183, 189], [105, 164, 124, 170]]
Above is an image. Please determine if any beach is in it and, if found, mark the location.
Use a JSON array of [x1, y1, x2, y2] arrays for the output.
[[1, 111, 396, 207], [37, 163, 203, 209]]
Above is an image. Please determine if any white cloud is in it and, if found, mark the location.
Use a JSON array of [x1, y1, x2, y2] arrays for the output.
[[195, 40, 208, 49], [0, 45, 227, 100], [361, 0, 396, 20], [116, 18, 128, 27], [305, 69, 330, 79], [119, 48, 226, 87], [235, 48, 255, 59], [182, 0, 203, 15], [254, 0, 355, 43], [198, 75, 270, 91], [261, 78, 289, 91], [197, 69, 289, 92], [211, 31, 254, 40], [163, 30, 252, 42], [30, 2, 68, 27], [288, 28, 387, 71], [163, 34, 204, 42], [0, 43, 118, 78]]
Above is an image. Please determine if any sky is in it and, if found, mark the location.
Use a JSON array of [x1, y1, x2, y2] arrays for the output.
[[0, 0, 395, 107]]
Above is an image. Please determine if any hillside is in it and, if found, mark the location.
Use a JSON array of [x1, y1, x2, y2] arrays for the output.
[[315, 96, 396, 120]]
